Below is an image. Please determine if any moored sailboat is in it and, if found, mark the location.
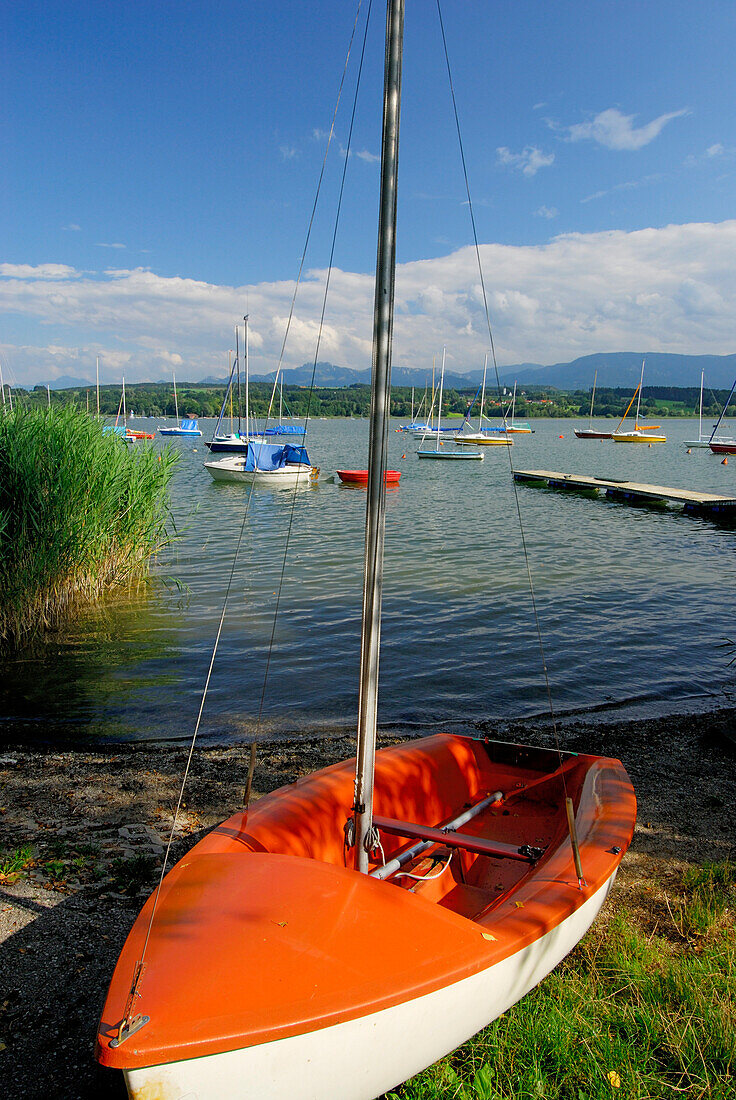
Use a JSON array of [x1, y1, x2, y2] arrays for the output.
[[416, 348, 484, 460], [574, 371, 612, 439], [158, 374, 203, 436], [96, 5, 635, 1096], [454, 355, 513, 447], [612, 360, 666, 443], [708, 377, 736, 454]]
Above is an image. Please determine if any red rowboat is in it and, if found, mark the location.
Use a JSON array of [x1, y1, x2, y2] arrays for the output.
[[338, 469, 401, 485]]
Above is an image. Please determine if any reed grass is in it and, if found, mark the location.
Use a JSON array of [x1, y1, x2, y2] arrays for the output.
[[389, 861, 735, 1100], [0, 406, 178, 649]]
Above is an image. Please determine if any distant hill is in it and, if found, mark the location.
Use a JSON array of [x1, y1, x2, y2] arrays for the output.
[[31, 375, 96, 391], [504, 352, 736, 390], [198, 361, 543, 391], [199, 352, 736, 391]]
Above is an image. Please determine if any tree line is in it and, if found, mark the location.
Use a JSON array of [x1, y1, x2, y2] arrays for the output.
[[5, 381, 734, 420]]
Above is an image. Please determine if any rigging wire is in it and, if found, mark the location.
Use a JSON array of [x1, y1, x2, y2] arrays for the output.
[[244, 0, 375, 807], [435, 0, 581, 882], [116, 0, 373, 1033]]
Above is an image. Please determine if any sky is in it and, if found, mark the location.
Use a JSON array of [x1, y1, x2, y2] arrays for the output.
[[2, 0, 736, 387]]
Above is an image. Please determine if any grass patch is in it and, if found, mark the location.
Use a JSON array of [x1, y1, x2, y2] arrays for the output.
[[388, 862, 735, 1100], [0, 844, 34, 883], [0, 405, 178, 649], [109, 852, 159, 894]]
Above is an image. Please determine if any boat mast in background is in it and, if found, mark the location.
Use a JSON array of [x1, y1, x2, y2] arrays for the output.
[[244, 315, 250, 437]]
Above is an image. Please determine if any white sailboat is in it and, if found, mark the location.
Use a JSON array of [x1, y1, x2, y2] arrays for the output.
[[417, 348, 484, 460], [159, 373, 202, 436], [96, 6, 634, 1097], [574, 371, 612, 439], [454, 355, 512, 447], [683, 370, 711, 448]]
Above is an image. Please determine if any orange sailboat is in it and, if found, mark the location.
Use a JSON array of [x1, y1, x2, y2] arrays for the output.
[[96, 5, 635, 1097]]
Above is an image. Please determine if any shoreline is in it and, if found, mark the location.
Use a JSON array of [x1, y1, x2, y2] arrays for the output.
[[1, 707, 734, 1098]]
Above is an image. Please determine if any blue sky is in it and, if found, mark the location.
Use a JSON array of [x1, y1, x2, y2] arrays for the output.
[[2, 0, 736, 385]]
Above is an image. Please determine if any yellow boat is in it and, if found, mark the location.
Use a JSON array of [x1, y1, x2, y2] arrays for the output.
[[611, 360, 666, 443], [612, 429, 666, 443]]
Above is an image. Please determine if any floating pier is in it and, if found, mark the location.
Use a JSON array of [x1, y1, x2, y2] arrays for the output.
[[514, 469, 736, 519]]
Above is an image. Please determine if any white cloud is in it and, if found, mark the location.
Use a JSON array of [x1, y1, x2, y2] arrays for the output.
[[534, 206, 558, 220], [2, 221, 736, 385], [707, 143, 724, 158], [62, 223, 81, 232], [580, 173, 662, 204], [355, 149, 380, 164], [96, 242, 127, 249], [566, 107, 689, 151], [0, 263, 80, 280], [496, 146, 555, 177], [280, 145, 298, 160]]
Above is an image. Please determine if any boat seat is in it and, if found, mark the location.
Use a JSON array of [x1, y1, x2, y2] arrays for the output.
[[373, 814, 542, 863]]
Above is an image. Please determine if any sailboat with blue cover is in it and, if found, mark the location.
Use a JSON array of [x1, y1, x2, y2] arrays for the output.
[[203, 438, 318, 485], [158, 374, 202, 436]]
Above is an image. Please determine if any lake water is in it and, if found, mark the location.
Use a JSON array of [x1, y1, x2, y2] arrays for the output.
[[3, 416, 735, 746]]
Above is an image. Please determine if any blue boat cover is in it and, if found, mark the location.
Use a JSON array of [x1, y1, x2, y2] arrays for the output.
[[180, 419, 199, 430], [263, 425, 305, 435], [245, 442, 310, 472]]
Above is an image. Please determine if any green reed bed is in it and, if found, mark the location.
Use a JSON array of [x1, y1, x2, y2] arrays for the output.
[[390, 861, 735, 1100], [0, 406, 178, 649]]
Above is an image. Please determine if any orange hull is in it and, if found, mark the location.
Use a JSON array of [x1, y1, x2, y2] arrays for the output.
[[97, 734, 634, 1083]]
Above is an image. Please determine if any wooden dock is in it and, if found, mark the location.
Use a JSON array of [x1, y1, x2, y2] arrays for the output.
[[513, 469, 736, 518]]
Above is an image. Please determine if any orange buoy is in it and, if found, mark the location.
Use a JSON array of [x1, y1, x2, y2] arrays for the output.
[[723, 457, 728, 465], [686, 448, 692, 454], [559, 434, 564, 439]]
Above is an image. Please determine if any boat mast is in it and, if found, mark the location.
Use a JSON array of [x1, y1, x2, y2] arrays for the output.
[[235, 325, 241, 435], [634, 359, 645, 428], [708, 377, 736, 444], [479, 353, 488, 430], [698, 369, 704, 441], [588, 370, 597, 429], [96, 356, 100, 416], [173, 373, 179, 421], [435, 346, 446, 451], [353, 0, 404, 875], [244, 315, 250, 437], [122, 376, 127, 426]]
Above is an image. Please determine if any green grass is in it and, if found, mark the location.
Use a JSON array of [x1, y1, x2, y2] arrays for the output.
[[388, 862, 735, 1100], [0, 405, 178, 649], [0, 844, 34, 881]]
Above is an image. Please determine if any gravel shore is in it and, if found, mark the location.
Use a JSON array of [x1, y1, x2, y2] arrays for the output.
[[1, 709, 735, 1099]]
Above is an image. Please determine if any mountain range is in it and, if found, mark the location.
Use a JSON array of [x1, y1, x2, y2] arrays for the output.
[[200, 351, 736, 391], [29, 351, 736, 393]]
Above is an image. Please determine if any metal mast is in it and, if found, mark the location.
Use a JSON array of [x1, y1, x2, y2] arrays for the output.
[[353, 0, 404, 874]]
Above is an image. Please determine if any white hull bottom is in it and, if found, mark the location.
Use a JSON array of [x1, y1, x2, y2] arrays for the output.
[[204, 460, 316, 486], [124, 873, 615, 1100], [416, 450, 484, 460], [454, 435, 512, 447]]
